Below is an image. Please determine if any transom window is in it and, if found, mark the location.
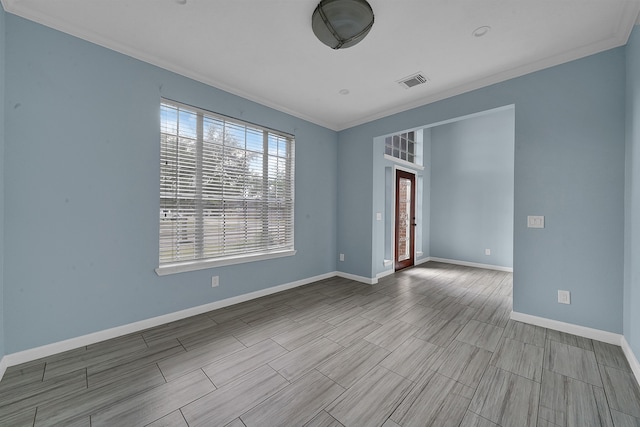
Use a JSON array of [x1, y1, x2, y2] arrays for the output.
[[385, 131, 416, 163], [158, 100, 295, 273]]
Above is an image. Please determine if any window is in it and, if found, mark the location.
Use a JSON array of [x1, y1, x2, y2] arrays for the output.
[[157, 100, 295, 274], [385, 131, 416, 163]]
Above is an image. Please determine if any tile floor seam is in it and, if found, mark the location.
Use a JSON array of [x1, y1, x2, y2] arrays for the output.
[[3, 263, 639, 426]]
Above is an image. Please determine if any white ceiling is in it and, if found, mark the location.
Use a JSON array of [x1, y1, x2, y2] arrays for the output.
[[3, 0, 640, 130]]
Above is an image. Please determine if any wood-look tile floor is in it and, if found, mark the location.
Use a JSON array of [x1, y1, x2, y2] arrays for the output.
[[2, 262, 640, 426]]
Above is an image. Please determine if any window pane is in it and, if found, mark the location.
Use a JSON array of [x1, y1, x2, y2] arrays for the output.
[[203, 116, 224, 143], [268, 134, 279, 155], [246, 127, 263, 152], [160, 100, 294, 265], [384, 130, 420, 164], [161, 105, 178, 134], [178, 110, 197, 139]]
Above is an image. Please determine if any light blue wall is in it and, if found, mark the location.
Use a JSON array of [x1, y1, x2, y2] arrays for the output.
[[0, 9, 632, 355], [337, 127, 373, 276], [3, 15, 338, 353], [430, 107, 515, 268], [625, 25, 640, 359], [0, 6, 5, 360], [338, 47, 625, 333]]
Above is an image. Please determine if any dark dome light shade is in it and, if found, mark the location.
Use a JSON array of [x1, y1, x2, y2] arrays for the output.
[[312, 0, 374, 49]]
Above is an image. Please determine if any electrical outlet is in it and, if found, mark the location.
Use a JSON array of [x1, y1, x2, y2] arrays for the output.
[[339, 253, 345, 261], [485, 249, 491, 255], [558, 290, 570, 304], [211, 276, 219, 287], [528, 215, 545, 228]]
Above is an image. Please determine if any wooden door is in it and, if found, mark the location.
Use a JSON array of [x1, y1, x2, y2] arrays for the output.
[[395, 170, 416, 271]]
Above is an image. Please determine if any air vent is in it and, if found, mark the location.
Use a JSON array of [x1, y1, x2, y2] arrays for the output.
[[398, 73, 428, 89]]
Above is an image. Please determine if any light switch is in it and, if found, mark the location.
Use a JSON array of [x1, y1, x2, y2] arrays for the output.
[[376, 212, 382, 221], [558, 290, 570, 304], [527, 215, 544, 228]]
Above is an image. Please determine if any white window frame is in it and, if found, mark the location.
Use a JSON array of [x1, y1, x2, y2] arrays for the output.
[[383, 129, 424, 169], [156, 99, 296, 276]]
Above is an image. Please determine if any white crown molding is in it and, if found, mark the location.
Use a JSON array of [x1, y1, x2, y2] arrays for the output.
[[3, 0, 639, 132], [429, 257, 513, 273], [335, 1, 640, 131], [0, 271, 337, 374], [0, 1, 338, 131]]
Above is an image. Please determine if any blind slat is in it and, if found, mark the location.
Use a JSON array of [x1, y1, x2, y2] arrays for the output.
[[159, 100, 295, 264]]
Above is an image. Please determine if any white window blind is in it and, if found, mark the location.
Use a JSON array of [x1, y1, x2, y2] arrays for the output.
[[159, 100, 295, 268]]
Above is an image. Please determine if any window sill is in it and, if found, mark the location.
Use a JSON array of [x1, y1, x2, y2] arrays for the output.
[[155, 249, 297, 276]]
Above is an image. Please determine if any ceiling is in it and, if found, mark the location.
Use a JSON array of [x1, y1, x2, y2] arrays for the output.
[[3, 0, 640, 131]]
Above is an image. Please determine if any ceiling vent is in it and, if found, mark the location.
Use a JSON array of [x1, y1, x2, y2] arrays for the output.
[[398, 73, 428, 89]]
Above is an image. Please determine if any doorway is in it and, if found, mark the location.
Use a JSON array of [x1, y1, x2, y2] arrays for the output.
[[395, 170, 416, 271]]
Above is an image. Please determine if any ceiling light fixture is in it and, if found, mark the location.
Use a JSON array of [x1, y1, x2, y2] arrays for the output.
[[312, 0, 374, 49]]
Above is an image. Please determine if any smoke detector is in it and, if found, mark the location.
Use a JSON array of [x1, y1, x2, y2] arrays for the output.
[[398, 73, 429, 89]]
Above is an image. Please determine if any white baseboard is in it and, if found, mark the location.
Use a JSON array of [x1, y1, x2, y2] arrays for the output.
[[512, 311, 640, 386], [0, 356, 7, 382], [430, 257, 513, 273], [336, 271, 378, 285], [621, 336, 640, 387], [415, 256, 432, 266], [510, 311, 622, 345], [1, 271, 337, 373], [377, 256, 431, 279], [376, 269, 395, 279]]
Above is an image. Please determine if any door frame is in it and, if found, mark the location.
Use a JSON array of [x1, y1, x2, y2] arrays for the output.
[[394, 168, 416, 271]]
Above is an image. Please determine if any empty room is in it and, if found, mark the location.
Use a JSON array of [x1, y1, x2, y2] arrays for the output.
[[1, 0, 640, 426]]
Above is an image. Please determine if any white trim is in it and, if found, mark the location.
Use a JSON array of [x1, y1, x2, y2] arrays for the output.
[[336, 271, 378, 285], [510, 311, 622, 345], [621, 336, 640, 387], [429, 257, 513, 273], [156, 250, 297, 276], [4, 0, 637, 132], [376, 269, 395, 279], [1, 271, 334, 369], [511, 311, 640, 385], [383, 154, 424, 171], [0, 356, 7, 383], [377, 256, 431, 279], [415, 256, 432, 266]]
